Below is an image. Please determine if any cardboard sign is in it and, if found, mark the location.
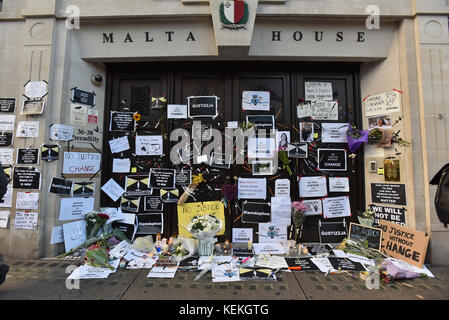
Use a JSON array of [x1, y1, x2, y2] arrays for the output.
[[365, 91, 401, 117], [318, 149, 347, 171], [319, 220, 347, 243], [137, 213, 163, 234], [71, 88, 96, 106], [110, 111, 135, 132], [370, 205, 406, 227], [378, 220, 429, 269], [0, 132, 13, 147], [62, 151, 101, 176], [0, 98, 16, 112], [246, 115, 275, 130], [187, 96, 218, 118], [149, 168, 176, 189], [242, 201, 271, 224], [371, 183, 407, 206], [49, 177, 73, 196], [237, 178, 267, 200], [177, 201, 225, 237], [349, 223, 382, 250], [242, 91, 270, 111], [125, 175, 152, 196], [143, 196, 164, 212], [16, 149, 39, 165], [41, 144, 59, 162], [13, 167, 41, 189]]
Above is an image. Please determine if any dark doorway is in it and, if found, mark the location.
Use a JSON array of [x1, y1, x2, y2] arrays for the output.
[[102, 62, 365, 243]]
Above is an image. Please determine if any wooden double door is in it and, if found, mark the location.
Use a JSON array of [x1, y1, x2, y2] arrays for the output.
[[102, 62, 365, 243]]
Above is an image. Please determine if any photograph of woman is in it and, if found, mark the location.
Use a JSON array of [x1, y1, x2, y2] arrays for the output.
[[300, 122, 314, 143], [277, 131, 290, 151]]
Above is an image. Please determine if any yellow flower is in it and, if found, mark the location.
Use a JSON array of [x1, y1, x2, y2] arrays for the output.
[[133, 113, 141, 122]]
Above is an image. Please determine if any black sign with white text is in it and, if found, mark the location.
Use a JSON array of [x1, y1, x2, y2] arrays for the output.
[[0, 98, 16, 112], [41, 144, 59, 162], [149, 169, 176, 189], [110, 112, 135, 132], [371, 183, 407, 206], [49, 177, 73, 196], [13, 167, 41, 190], [188, 96, 218, 118], [143, 196, 164, 212], [175, 169, 192, 186], [318, 149, 347, 171], [71, 88, 95, 106], [0, 132, 13, 147], [370, 205, 406, 226], [16, 149, 39, 165], [137, 213, 163, 234], [319, 220, 347, 243], [242, 201, 271, 224]]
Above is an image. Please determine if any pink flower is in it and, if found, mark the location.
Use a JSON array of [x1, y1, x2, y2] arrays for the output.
[[292, 201, 307, 212]]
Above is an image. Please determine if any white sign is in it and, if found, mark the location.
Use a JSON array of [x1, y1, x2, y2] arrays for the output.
[[253, 242, 286, 255], [299, 176, 327, 198], [69, 104, 88, 126], [14, 211, 38, 230], [311, 257, 337, 273], [248, 137, 275, 159], [50, 124, 74, 141], [112, 158, 131, 173], [303, 199, 323, 216], [0, 210, 10, 228], [16, 192, 39, 210], [329, 177, 350, 193], [67, 265, 113, 280], [63, 152, 101, 175], [365, 91, 401, 117], [0, 115, 15, 131], [242, 91, 270, 111], [50, 226, 64, 244], [297, 103, 312, 119], [63, 220, 87, 252], [305, 82, 333, 101], [238, 178, 267, 200], [232, 228, 253, 243], [25, 81, 47, 98], [16, 121, 40, 138], [101, 178, 125, 202], [109, 136, 130, 154], [136, 135, 163, 156], [167, 104, 187, 119], [0, 185, 12, 208], [323, 196, 351, 219], [311, 101, 338, 120], [322, 123, 348, 143], [258, 223, 288, 243], [147, 266, 178, 279], [271, 196, 291, 226], [227, 121, 239, 129], [275, 179, 291, 198], [59, 197, 95, 221], [0, 149, 14, 165]]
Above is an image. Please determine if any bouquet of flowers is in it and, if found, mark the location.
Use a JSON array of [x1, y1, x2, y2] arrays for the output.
[[358, 208, 376, 227], [346, 123, 369, 153], [186, 214, 223, 240], [292, 201, 308, 242]]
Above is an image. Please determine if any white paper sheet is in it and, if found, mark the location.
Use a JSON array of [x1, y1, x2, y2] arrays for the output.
[[275, 179, 291, 198], [322, 123, 348, 143], [16, 121, 40, 138], [67, 265, 113, 280], [270, 196, 291, 226], [59, 198, 95, 221], [387, 257, 434, 278], [0, 185, 13, 208], [0, 210, 10, 228], [109, 240, 132, 259], [365, 91, 401, 117], [212, 264, 240, 282], [101, 178, 125, 202], [0, 115, 15, 131], [238, 178, 267, 200], [63, 220, 87, 252], [255, 255, 288, 269], [329, 177, 350, 193], [311, 257, 338, 273], [323, 196, 351, 219], [305, 82, 333, 101], [297, 103, 312, 119], [167, 104, 187, 119], [136, 135, 163, 156], [49, 124, 74, 141], [248, 137, 276, 159], [109, 136, 130, 154], [69, 104, 87, 126], [303, 199, 323, 216], [25, 81, 47, 98], [242, 91, 270, 111], [50, 226, 64, 244], [253, 243, 286, 255], [258, 223, 288, 243], [16, 192, 39, 210], [101, 207, 126, 225], [0, 149, 14, 165], [311, 101, 338, 121], [232, 228, 253, 243], [112, 158, 131, 173], [147, 265, 178, 278], [14, 211, 38, 230], [299, 176, 327, 198]]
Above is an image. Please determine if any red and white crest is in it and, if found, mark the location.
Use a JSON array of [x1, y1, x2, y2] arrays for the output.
[[223, 0, 245, 24]]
